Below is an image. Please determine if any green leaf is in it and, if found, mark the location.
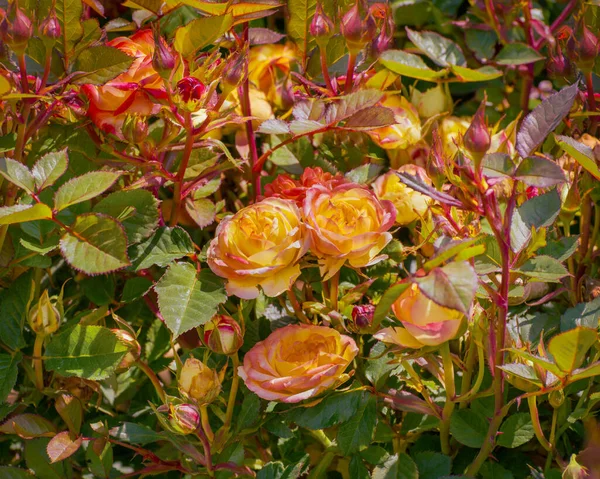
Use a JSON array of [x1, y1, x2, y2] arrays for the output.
[[450, 65, 503, 82], [344, 106, 396, 130], [257, 462, 285, 479], [0, 352, 22, 403], [538, 236, 579, 262], [25, 438, 72, 479], [236, 391, 262, 432], [414, 452, 451, 479], [45, 325, 129, 380], [185, 197, 216, 228], [415, 261, 477, 314], [373, 283, 411, 330], [47, 431, 82, 463], [556, 135, 600, 179], [0, 270, 32, 349], [449, 409, 488, 448], [121, 277, 153, 303], [337, 393, 377, 454], [0, 133, 17, 152], [547, 327, 598, 374], [516, 255, 570, 283], [287, 0, 317, 64], [109, 422, 165, 445], [514, 157, 565, 187], [174, 13, 234, 58], [518, 189, 561, 229], [93, 190, 159, 243], [561, 297, 600, 331], [0, 467, 36, 479], [495, 43, 545, 65], [516, 83, 579, 157], [406, 28, 466, 66], [497, 413, 535, 448], [465, 29, 497, 62], [482, 153, 516, 179], [379, 50, 447, 81], [59, 213, 130, 274], [31, 149, 69, 191], [372, 453, 418, 479], [0, 203, 53, 225], [129, 226, 194, 271], [155, 262, 227, 337], [480, 461, 514, 479], [74, 46, 134, 85], [0, 157, 35, 192], [0, 414, 57, 438], [56, 0, 84, 63], [54, 171, 121, 212], [286, 390, 370, 430]]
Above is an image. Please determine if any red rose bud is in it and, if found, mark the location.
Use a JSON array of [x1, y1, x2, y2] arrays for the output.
[[310, 3, 334, 40], [340, 1, 376, 53], [169, 404, 200, 435], [463, 102, 490, 167], [0, 5, 32, 53], [350, 304, 375, 332], [177, 76, 206, 103], [112, 329, 141, 371], [152, 34, 176, 80], [526, 186, 539, 200], [547, 47, 573, 80], [203, 315, 243, 355], [39, 9, 61, 41]]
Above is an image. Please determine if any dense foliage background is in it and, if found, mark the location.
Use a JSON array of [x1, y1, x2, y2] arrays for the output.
[[0, 0, 599, 477]]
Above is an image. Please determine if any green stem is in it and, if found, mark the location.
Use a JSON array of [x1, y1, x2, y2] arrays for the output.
[[33, 334, 44, 391], [456, 339, 485, 405], [222, 353, 240, 430], [544, 407, 558, 473], [329, 270, 340, 312], [136, 360, 167, 403], [169, 112, 194, 227], [528, 396, 552, 451], [308, 451, 335, 479], [201, 406, 214, 442], [439, 342, 456, 455]]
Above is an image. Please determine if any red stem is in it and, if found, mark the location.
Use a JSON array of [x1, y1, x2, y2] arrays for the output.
[[586, 71, 598, 134], [320, 46, 335, 94], [344, 52, 357, 95]]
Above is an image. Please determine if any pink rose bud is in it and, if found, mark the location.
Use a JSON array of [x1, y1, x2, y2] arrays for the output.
[[463, 103, 490, 159], [0, 5, 32, 53], [579, 25, 599, 68], [203, 315, 244, 355], [177, 77, 206, 103], [340, 1, 376, 53], [310, 3, 334, 39], [526, 186, 539, 200], [547, 47, 573, 80], [152, 34, 176, 79], [350, 304, 375, 332], [39, 9, 61, 41], [169, 404, 200, 435]]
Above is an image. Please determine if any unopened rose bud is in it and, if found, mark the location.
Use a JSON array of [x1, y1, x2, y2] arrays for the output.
[[578, 25, 599, 71], [563, 454, 588, 479], [152, 35, 176, 80], [340, 1, 376, 53], [177, 76, 206, 103], [526, 186, 539, 199], [39, 9, 61, 41], [463, 103, 490, 168], [222, 53, 246, 93], [179, 358, 221, 405], [547, 49, 573, 79], [0, 5, 33, 54], [169, 404, 200, 435], [28, 290, 61, 337], [549, 388, 565, 408], [122, 114, 149, 145], [350, 304, 375, 332], [310, 3, 334, 41], [204, 315, 243, 355], [112, 329, 141, 371]]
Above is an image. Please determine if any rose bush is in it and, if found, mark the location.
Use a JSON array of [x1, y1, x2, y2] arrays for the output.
[[0, 0, 598, 477]]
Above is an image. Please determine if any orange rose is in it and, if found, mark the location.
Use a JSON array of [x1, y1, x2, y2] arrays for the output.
[[373, 165, 433, 225], [368, 95, 421, 150], [238, 324, 358, 403], [82, 29, 166, 136], [264, 167, 346, 206], [207, 198, 308, 299], [248, 43, 296, 104], [374, 283, 464, 348], [303, 184, 396, 279]]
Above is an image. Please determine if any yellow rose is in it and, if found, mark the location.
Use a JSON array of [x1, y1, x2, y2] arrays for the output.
[[179, 358, 221, 405], [248, 43, 296, 105], [368, 95, 421, 150], [303, 184, 396, 280], [440, 116, 469, 159], [207, 198, 308, 299], [410, 85, 451, 118], [374, 283, 464, 348], [373, 165, 433, 225], [238, 324, 358, 403]]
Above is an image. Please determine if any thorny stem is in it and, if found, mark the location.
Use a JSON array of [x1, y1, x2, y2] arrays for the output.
[[136, 360, 167, 404], [240, 23, 261, 200], [222, 353, 240, 430], [33, 334, 44, 390], [439, 342, 456, 455], [169, 112, 194, 226], [344, 52, 357, 95]]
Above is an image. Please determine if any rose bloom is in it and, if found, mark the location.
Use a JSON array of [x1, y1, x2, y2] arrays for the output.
[[248, 43, 296, 105], [82, 29, 166, 136], [264, 167, 346, 206], [440, 116, 469, 159], [179, 358, 221, 405], [238, 324, 358, 403], [207, 198, 308, 299], [368, 95, 421, 150], [373, 165, 433, 225], [374, 283, 464, 348], [303, 184, 396, 279]]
